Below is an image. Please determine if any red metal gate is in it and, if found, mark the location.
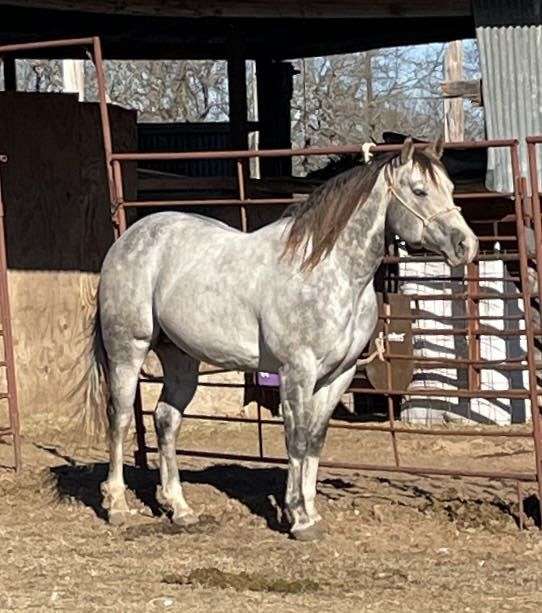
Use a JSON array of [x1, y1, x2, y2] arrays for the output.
[[110, 139, 542, 526], [0, 153, 21, 472]]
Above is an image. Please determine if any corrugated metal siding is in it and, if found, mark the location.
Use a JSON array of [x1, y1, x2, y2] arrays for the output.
[[138, 122, 234, 177], [473, 1, 542, 192], [477, 24, 542, 193]]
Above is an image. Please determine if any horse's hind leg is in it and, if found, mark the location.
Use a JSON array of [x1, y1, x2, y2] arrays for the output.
[[153, 341, 199, 525], [102, 338, 150, 525]]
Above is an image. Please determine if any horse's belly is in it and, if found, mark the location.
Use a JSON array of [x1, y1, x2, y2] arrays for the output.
[[157, 301, 262, 371]]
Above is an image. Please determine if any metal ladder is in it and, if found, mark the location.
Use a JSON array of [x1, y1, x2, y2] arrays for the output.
[[0, 154, 21, 472]]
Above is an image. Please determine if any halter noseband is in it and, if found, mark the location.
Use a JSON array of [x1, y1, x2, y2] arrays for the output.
[[384, 164, 460, 230]]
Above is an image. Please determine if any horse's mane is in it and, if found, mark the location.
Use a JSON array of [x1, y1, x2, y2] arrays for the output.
[[282, 149, 443, 271]]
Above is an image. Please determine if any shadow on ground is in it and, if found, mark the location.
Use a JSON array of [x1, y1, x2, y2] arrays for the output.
[[50, 460, 288, 532], [48, 454, 541, 532]]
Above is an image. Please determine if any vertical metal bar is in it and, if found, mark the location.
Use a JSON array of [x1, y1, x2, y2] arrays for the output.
[[112, 160, 126, 236], [256, 401, 264, 458], [526, 142, 542, 525], [112, 154, 141, 467], [2, 57, 16, 91], [512, 142, 542, 525], [237, 159, 248, 232], [91, 37, 116, 207], [466, 261, 481, 401], [382, 301, 401, 466], [0, 163, 21, 473]]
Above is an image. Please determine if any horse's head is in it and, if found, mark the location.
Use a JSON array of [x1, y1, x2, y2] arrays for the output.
[[385, 138, 478, 267]]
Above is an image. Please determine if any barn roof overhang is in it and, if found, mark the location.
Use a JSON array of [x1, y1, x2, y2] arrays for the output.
[[0, 1, 476, 60]]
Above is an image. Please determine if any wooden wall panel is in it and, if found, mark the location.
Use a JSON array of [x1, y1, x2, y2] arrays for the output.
[[0, 92, 137, 420]]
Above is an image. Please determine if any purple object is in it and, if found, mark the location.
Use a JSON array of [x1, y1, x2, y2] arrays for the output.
[[256, 372, 280, 387]]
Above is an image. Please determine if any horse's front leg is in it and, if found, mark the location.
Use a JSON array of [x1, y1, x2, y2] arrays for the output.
[[280, 363, 357, 541]]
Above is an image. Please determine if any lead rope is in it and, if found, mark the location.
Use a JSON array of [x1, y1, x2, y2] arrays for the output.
[[357, 332, 386, 366]]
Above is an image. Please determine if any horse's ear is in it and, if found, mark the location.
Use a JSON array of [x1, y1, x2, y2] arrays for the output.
[[427, 135, 445, 160], [400, 137, 415, 165]]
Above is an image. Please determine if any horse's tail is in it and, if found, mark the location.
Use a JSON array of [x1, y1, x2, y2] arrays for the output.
[[67, 303, 110, 444]]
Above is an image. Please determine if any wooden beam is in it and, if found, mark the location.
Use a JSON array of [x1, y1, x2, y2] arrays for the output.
[[62, 59, 85, 101], [2, 57, 16, 91], [443, 40, 464, 142], [0, 1, 473, 19], [442, 79, 482, 106]]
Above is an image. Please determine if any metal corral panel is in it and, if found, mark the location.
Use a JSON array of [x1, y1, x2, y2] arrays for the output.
[[475, 2, 542, 193]]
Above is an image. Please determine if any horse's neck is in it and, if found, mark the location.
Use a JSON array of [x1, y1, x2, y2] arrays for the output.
[[333, 173, 388, 283]]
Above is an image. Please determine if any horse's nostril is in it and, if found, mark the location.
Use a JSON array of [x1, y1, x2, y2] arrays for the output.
[[456, 239, 466, 256]]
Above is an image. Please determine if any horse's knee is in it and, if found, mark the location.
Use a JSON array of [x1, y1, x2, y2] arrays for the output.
[[286, 425, 310, 458], [154, 402, 177, 432]]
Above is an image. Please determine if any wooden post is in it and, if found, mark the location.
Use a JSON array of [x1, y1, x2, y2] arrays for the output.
[[3, 57, 16, 91], [227, 36, 248, 152], [364, 50, 376, 140], [444, 41, 464, 142], [256, 60, 295, 177]]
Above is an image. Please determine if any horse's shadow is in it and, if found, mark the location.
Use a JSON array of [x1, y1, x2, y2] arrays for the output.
[[50, 459, 288, 532]]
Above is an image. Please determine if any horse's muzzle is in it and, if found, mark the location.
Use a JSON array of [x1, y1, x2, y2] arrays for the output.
[[448, 230, 479, 266]]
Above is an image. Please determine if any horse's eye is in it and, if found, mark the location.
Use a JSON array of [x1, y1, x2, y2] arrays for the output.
[[413, 187, 427, 197]]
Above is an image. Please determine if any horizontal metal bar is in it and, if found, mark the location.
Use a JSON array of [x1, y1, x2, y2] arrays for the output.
[[349, 386, 531, 399], [383, 252, 524, 264], [409, 327, 535, 337], [394, 292, 523, 301], [379, 314, 525, 322], [121, 194, 518, 209], [143, 446, 537, 482], [455, 192, 515, 200], [140, 410, 533, 439], [0, 37, 95, 55], [386, 276, 521, 283], [121, 198, 301, 208], [112, 139, 520, 163]]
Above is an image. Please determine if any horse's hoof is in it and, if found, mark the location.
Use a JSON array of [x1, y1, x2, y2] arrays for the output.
[[108, 509, 132, 527], [172, 512, 199, 527], [290, 522, 325, 542]]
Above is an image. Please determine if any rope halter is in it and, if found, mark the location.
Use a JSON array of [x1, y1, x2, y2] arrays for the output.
[[360, 142, 460, 233], [383, 163, 460, 232]]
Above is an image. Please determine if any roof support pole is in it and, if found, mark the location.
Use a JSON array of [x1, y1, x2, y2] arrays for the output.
[[227, 34, 248, 152], [2, 57, 16, 91]]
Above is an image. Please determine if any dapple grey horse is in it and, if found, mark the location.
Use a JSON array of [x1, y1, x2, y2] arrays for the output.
[[83, 138, 478, 540]]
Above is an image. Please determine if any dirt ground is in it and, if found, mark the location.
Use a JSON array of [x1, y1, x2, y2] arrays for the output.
[[1, 404, 542, 612]]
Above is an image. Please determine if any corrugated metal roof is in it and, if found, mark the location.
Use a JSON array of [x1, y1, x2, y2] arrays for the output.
[[476, 23, 542, 193]]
